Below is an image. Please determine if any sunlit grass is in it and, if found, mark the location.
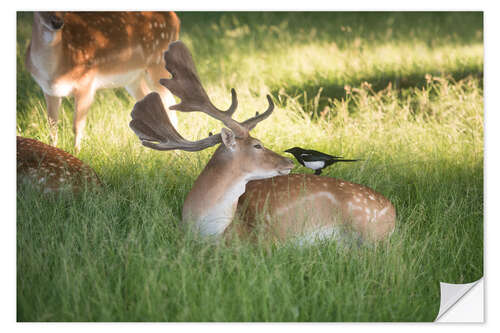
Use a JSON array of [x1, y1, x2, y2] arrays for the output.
[[16, 12, 483, 321]]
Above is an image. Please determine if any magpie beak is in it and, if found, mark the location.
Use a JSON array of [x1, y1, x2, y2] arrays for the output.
[[284, 147, 359, 175]]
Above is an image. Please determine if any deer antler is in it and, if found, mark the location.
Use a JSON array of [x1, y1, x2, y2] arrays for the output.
[[241, 95, 275, 130], [130, 92, 222, 151], [129, 40, 275, 152], [159, 41, 247, 138]]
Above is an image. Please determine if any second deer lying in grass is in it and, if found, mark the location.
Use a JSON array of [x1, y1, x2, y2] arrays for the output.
[[17, 136, 100, 193], [129, 41, 396, 244]]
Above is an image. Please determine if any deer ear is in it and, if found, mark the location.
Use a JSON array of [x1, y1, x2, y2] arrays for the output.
[[221, 127, 236, 151]]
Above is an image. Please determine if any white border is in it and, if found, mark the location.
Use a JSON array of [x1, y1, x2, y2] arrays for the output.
[[5, 0, 497, 331], [8, 0, 491, 11]]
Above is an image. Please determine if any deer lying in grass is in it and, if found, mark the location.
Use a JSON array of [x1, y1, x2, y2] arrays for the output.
[[17, 136, 100, 193], [25, 11, 180, 150], [130, 41, 396, 244]]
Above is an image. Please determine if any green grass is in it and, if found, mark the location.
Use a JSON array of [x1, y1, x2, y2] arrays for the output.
[[16, 12, 483, 321]]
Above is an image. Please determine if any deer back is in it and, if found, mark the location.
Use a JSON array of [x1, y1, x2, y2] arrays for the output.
[[235, 174, 396, 242]]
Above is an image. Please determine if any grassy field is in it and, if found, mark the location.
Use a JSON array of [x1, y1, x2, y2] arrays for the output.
[[16, 12, 483, 321]]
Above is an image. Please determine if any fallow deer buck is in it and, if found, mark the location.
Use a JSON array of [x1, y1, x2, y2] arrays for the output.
[[130, 41, 396, 244], [17, 136, 100, 193], [25, 11, 180, 151]]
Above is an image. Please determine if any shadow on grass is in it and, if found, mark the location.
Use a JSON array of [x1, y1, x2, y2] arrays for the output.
[[269, 68, 483, 115], [16, 58, 483, 122], [179, 11, 483, 48]]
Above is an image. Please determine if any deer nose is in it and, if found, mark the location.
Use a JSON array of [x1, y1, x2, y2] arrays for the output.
[[50, 17, 64, 30]]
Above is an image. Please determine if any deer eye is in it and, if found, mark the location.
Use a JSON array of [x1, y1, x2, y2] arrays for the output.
[[253, 144, 263, 149]]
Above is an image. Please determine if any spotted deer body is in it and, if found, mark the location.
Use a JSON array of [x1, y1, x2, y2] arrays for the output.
[[17, 136, 100, 193], [26, 11, 180, 150], [235, 174, 396, 242], [129, 41, 396, 244]]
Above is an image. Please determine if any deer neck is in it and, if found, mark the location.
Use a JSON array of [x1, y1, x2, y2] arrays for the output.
[[182, 147, 247, 237], [28, 16, 64, 80]]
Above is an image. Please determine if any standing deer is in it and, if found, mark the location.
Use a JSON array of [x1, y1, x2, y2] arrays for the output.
[[130, 41, 396, 244], [17, 136, 100, 193], [25, 11, 180, 151]]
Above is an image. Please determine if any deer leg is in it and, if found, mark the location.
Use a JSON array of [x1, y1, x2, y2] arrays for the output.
[[146, 64, 178, 128], [73, 88, 95, 152], [125, 75, 151, 101], [43, 93, 62, 146]]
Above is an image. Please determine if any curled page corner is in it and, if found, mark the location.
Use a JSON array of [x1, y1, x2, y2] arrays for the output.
[[435, 278, 483, 322]]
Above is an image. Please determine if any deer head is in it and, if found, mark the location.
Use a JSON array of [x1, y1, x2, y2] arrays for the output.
[[36, 12, 66, 31], [32, 12, 66, 45]]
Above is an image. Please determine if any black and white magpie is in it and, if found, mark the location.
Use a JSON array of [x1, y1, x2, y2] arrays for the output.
[[284, 147, 359, 175]]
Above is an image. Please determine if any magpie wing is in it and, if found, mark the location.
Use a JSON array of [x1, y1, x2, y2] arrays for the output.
[[301, 154, 343, 162]]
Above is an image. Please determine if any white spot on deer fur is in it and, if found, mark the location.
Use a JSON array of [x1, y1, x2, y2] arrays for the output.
[[322, 192, 338, 204], [369, 195, 375, 200], [355, 197, 360, 202], [154, 22, 158, 27], [275, 192, 338, 216], [149, 23, 152, 29], [161, 32, 165, 39], [296, 225, 343, 246], [379, 206, 390, 216], [347, 202, 362, 212], [365, 208, 371, 214]]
